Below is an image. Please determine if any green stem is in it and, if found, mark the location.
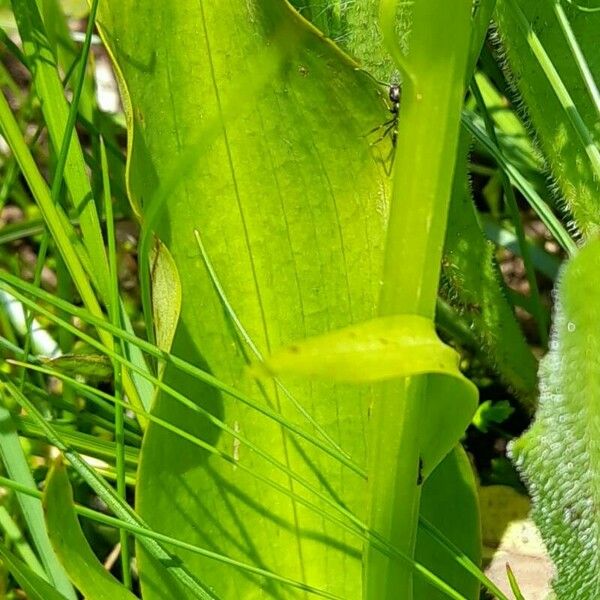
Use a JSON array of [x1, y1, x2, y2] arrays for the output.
[[367, 1, 475, 598]]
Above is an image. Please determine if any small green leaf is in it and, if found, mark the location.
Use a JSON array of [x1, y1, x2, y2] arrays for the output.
[[510, 238, 600, 599], [472, 400, 514, 433], [42, 459, 138, 600], [43, 353, 113, 381], [0, 543, 69, 600], [506, 563, 527, 600], [150, 238, 181, 355]]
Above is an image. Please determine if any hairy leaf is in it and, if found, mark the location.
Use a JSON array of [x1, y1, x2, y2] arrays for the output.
[[494, 0, 600, 237], [510, 238, 600, 599]]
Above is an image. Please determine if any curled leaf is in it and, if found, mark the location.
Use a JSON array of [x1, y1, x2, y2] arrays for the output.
[[256, 315, 461, 382], [259, 314, 478, 479]]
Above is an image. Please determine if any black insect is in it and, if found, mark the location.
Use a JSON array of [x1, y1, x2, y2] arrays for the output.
[[368, 83, 401, 175], [417, 456, 424, 486]]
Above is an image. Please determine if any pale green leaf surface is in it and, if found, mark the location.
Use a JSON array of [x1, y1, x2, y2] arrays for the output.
[[0, 543, 69, 600], [42, 460, 138, 600], [97, 1, 392, 597], [258, 315, 461, 382], [510, 238, 600, 599], [495, 0, 600, 237]]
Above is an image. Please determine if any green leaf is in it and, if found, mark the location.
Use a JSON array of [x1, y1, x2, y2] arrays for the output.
[[97, 0, 393, 597], [442, 126, 538, 409], [0, 398, 75, 599], [494, 0, 600, 237], [151, 238, 181, 355], [415, 447, 481, 600], [43, 353, 113, 381], [510, 238, 600, 599], [0, 543, 69, 600], [42, 459, 138, 600], [258, 315, 462, 382], [472, 399, 514, 433]]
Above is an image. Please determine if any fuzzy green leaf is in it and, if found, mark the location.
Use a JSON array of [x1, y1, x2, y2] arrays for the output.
[[495, 0, 600, 237], [510, 238, 600, 599]]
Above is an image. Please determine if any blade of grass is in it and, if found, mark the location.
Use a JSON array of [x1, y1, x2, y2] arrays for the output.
[[470, 78, 548, 345], [101, 136, 131, 589], [2, 380, 215, 600], [552, 1, 600, 116], [11, 0, 110, 297], [0, 400, 75, 598], [503, 0, 600, 179], [506, 563, 527, 600], [0, 543, 69, 600], [0, 505, 44, 576], [0, 274, 364, 475], [461, 109, 577, 256], [19, 0, 100, 387], [0, 85, 144, 418]]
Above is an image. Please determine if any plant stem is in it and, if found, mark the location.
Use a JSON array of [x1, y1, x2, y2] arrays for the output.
[[366, 1, 475, 598]]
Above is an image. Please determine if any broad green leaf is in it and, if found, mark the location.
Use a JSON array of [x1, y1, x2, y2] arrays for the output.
[[97, 1, 392, 597], [42, 459, 138, 600], [0, 543, 69, 600], [98, 1, 482, 598], [494, 0, 600, 237], [510, 238, 600, 599], [415, 447, 481, 600]]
